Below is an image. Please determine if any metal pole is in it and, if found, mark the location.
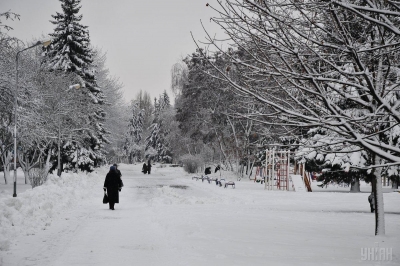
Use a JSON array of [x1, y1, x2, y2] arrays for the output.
[[287, 150, 290, 191], [13, 52, 20, 197], [13, 41, 50, 197], [272, 148, 275, 190], [265, 149, 268, 190]]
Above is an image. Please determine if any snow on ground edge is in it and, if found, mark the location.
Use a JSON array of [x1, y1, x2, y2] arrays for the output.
[[0, 168, 105, 251]]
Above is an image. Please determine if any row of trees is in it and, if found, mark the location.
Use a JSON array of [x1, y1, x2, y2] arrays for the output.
[[0, 0, 126, 186], [184, 0, 400, 236], [123, 90, 176, 164], [2, 0, 398, 237], [136, 0, 399, 237], [0, 0, 182, 186]]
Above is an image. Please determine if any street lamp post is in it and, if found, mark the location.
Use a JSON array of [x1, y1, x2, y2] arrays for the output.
[[13, 40, 51, 197], [57, 84, 81, 177]]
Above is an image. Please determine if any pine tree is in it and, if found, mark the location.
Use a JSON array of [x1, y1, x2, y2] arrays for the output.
[[159, 90, 170, 111], [48, 0, 98, 95], [124, 102, 144, 163], [145, 93, 172, 163], [46, 0, 108, 171]]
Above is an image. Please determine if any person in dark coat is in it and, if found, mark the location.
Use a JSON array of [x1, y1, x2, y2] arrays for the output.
[[104, 166, 123, 210], [147, 159, 152, 174], [215, 165, 221, 173], [113, 163, 123, 188], [205, 167, 211, 175], [113, 163, 122, 178], [142, 163, 148, 174]]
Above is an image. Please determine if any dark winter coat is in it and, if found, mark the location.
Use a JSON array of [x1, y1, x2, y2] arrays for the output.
[[147, 160, 152, 174], [116, 169, 122, 177], [104, 170, 123, 204], [215, 165, 221, 173], [205, 167, 211, 175], [142, 163, 148, 174]]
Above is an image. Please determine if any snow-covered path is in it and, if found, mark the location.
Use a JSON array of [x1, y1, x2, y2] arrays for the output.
[[1, 164, 399, 266]]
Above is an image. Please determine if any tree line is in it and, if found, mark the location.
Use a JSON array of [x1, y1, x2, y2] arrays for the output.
[[0, 1, 125, 186], [1, 0, 399, 236], [181, 0, 400, 236]]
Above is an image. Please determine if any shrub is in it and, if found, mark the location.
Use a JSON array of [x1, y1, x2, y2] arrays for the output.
[[180, 154, 204, 174], [29, 167, 49, 188]]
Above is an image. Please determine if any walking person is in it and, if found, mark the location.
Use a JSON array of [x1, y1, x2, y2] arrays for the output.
[[103, 165, 123, 210], [142, 163, 148, 174], [147, 159, 152, 174], [113, 163, 123, 188]]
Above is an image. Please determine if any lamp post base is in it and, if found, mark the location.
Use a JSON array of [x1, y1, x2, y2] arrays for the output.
[[13, 182, 17, 197]]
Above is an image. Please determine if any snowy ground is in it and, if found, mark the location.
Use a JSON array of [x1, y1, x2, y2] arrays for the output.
[[0, 164, 399, 266]]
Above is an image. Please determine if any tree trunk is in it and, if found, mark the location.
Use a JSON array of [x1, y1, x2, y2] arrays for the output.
[[3, 164, 10, 184], [248, 160, 255, 179], [45, 150, 52, 173], [18, 154, 30, 185], [23, 168, 29, 185], [373, 157, 385, 235], [24, 154, 28, 184], [2, 151, 12, 184], [57, 122, 62, 176], [350, 177, 360, 192]]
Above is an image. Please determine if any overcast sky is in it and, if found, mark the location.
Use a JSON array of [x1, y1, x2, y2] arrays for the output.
[[1, 0, 224, 102]]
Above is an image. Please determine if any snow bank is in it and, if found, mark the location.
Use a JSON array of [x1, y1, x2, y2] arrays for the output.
[[0, 170, 104, 251]]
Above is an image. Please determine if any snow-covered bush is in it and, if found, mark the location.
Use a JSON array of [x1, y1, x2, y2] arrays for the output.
[[0, 169, 104, 251], [180, 154, 204, 174], [28, 167, 49, 188]]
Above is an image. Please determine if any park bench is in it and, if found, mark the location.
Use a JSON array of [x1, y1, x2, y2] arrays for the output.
[[224, 181, 235, 188]]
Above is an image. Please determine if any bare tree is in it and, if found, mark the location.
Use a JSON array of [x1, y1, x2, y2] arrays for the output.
[[93, 48, 129, 164], [171, 60, 189, 97], [200, 0, 400, 235]]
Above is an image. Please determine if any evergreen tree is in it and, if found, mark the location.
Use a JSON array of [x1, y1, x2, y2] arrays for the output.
[[145, 93, 172, 163], [48, 0, 98, 96], [46, 0, 108, 171], [135, 90, 153, 129], [158, 90, 170, 111], [124, 102, 144, 163]]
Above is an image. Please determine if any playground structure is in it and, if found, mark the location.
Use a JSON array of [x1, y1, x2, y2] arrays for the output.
[[294, 162, 313, 192], [253, 166, 266, 184], [263, 149, 312, 192]]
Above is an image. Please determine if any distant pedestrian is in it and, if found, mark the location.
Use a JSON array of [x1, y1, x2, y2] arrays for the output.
[[205, 167, 211, 175], [215, 165, 221, 173], [147, 159, 152, 174], [103, 166, 123, 210], [142, 163, 148, 174]]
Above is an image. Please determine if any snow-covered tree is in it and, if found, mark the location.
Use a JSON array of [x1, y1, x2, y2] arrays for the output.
[[46, 0, 108, 171], [145, 92, 173, 163], [135, 90, 153, 129], [158, 90, 170, 112], [170, 60, 188, 97], [202, 0, 400, 235], [124, 101, 144, 163], [93, 48, 128, 164], [0, 11, 20, 184], [47, 0, 96, 94]]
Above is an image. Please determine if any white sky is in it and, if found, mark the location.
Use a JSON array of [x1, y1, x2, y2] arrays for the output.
[[1, 0, 224, 102]]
